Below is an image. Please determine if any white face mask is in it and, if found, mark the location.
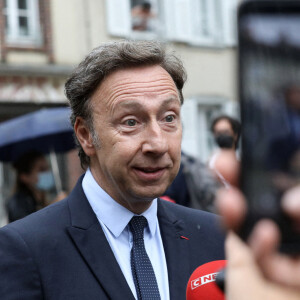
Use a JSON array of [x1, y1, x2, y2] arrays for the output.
[[36, 171, 55, 191]]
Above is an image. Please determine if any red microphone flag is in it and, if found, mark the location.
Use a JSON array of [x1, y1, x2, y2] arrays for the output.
[[186, 260, 226, 300]]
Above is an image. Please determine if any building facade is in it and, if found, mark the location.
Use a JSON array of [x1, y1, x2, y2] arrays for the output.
[[0, 0, 240, 223]]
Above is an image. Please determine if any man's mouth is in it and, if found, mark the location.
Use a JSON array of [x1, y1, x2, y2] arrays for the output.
[[137, 167, 163, 172], [133, 167, 167, 181]]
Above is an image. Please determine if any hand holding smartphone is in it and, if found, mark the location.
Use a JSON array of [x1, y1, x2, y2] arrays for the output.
[[238, 0, 300, 253]]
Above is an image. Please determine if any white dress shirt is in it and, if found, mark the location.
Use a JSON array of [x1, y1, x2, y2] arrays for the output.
[[82, 169, 170, 300]]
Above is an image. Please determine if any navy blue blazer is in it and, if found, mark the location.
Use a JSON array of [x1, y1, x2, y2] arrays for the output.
[[0, 176, 225, 299]]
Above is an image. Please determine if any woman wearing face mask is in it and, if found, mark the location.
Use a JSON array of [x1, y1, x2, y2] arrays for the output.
[[6, 151, 66, 223], [208, 115, 241, 187]]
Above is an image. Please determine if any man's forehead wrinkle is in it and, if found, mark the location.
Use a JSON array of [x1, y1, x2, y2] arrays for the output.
[[91, 65, 180, 115], [106, 77, 177, 95], [117, 96, 179, 108], [110, 84, 178, 101], [101, 81, 178, 111]]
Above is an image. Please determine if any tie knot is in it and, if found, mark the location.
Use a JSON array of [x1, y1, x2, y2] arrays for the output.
[[129, 216, 148, 240]]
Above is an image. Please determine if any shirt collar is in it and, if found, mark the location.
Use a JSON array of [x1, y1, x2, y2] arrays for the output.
[[82, 168, 158, 238]]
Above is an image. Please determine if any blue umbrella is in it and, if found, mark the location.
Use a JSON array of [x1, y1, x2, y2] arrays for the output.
[[0, 107, 77, 193], [0, 107, 76, 162]]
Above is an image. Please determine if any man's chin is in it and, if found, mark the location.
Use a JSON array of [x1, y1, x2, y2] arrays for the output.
[[128, 178, 174, 200], [133, 188, 167, 202]]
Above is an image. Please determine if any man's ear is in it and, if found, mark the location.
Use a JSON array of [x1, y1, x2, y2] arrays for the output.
[[74, 117, 96, 156]]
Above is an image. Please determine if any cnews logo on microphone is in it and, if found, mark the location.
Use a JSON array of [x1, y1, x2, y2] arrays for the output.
[[191, 272, 219, 290]]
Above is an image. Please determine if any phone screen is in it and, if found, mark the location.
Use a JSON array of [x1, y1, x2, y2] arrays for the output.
[[239, 1, 300, 251]]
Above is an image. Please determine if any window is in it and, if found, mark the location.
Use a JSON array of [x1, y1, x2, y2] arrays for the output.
[[106, 0, 238, 47], [181, 97, 239, 161], [106, 0, 160, 40], [161, 0, 237, 46], [163, 0, 218, 45], [3, 0, 42, 46]]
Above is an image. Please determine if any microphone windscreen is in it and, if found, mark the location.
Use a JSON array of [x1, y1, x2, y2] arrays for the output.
[[186, 260, 226, 300]]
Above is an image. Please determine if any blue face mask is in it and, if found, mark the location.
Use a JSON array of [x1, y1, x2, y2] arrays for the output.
[[36, 171, 55, 191]]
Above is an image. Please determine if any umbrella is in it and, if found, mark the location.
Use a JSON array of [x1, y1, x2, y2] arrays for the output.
[[0, 107, 76, 192], [0, 107, 75, 161]]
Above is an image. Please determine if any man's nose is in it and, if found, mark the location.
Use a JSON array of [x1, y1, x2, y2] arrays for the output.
[[141, 121, 168, 155]]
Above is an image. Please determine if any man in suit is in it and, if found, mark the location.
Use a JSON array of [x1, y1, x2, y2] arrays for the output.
[[0, 40, 225, 299]]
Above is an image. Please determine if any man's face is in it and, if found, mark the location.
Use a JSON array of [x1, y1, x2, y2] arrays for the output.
[[76, 65, 182, 213]]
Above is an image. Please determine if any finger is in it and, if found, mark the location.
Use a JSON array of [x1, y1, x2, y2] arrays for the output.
[[225, 232, 266, 300], [248, 219, 281, 259], [248, 219, 300, 288], [249, 220, 300, 289], [226, 233, 300, 299], [215, 188, 247, 231], [226, 231, 258, 268], [282, 185, 300, 222], [212, 149, 240, 187], [260, 253, 300, 289]]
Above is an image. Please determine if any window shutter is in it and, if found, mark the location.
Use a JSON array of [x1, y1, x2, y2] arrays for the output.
[[163, 0, 193, 42], [190, 0, 218, 45], [163, 0, 221, 46], [29, 0, 42, 44], [106, 0, 131, 37], [181, 98, 199, 157], [221, 0, 238, 46]]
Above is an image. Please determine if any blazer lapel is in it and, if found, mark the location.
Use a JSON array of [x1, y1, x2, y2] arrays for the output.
[[66, 177, 135, 300], [157, 199, 190, 300]]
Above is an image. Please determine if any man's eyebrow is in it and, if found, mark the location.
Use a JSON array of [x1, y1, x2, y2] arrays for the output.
[[160, 97, 181, 109], [117, 101, 144, 110], [115, 96, 181, 115]]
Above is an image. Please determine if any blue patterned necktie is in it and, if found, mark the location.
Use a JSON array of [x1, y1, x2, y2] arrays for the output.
[[129, 216, 161, 300]]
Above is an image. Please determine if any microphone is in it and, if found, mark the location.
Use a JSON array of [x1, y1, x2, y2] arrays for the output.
[[186, 260, 226, 300]]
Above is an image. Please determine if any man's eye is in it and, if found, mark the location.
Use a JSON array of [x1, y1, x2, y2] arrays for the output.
[[126, 119, 137, 126], [165, 115, 175, 122]]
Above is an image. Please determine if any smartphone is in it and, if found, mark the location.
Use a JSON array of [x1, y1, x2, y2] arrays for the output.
[[239, 0, 300, 253]]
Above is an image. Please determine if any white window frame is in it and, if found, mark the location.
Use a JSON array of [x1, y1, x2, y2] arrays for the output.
[[189, 0, 221, 46], [221, 0, 239, 46], [3, 0, 42, 46], [181, 97, 239, 160]]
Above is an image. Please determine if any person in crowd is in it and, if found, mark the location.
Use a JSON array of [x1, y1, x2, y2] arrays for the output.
[[266, 85, 300, 192], [216, 152, 300, 300], [209, 115, 241, 187], [211, 115, 240, 151], [131, 1, 155, 31], [164, 151, 221, 212], [6, 150, 66, 222], [0, 40, 225, 299]]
